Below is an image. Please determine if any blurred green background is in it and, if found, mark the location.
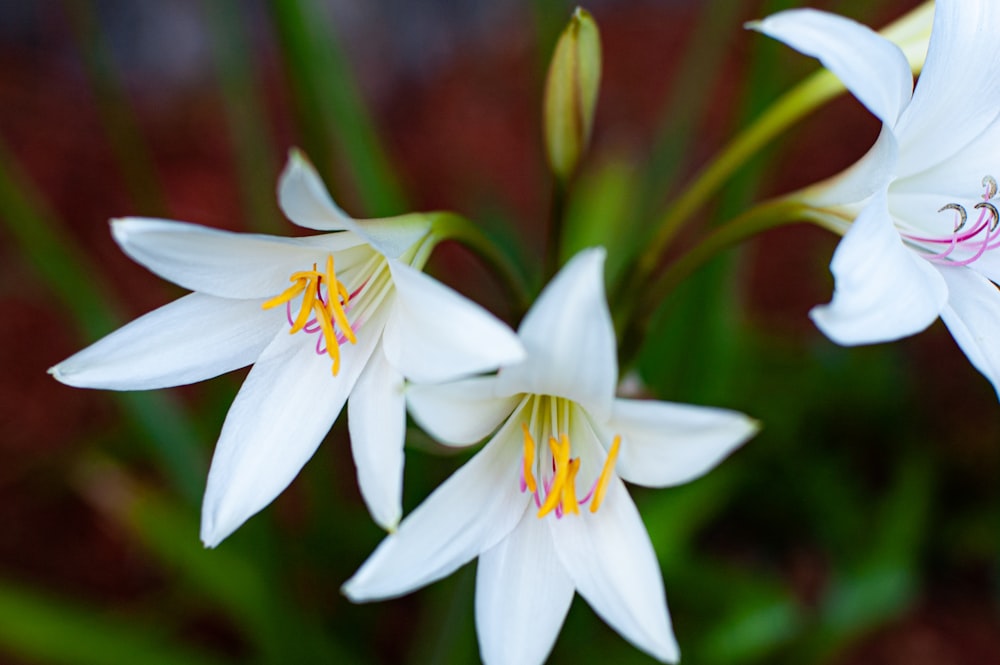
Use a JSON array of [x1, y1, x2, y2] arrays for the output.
[[1, 0, 997, 663]]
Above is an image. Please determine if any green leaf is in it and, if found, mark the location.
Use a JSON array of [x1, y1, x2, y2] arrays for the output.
[[0, 581, 230, 665], [269, 0, 406, 216]]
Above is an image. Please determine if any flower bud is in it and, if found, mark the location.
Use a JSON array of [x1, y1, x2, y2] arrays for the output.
[[543, 7, 602, 183]]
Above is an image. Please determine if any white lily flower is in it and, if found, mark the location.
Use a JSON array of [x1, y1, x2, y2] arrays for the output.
[[343, 249, 758, 665], [49, 149, 525, 545], [752, 1, 1000, 395]]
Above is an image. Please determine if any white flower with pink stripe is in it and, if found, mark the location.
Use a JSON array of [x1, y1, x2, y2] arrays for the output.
[[753, 0, 1000, 395]]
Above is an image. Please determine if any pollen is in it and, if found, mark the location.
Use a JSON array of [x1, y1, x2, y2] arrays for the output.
[[262, 255, 357, 375], [588, 435, 620, 513], [521, 424, 537, 494], [520, 423, 621, 519]]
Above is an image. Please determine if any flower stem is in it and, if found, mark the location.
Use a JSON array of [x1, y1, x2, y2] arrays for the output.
[[545, 177, 568, 282], [635, 71, 843, 286], [618, 197, 811, 369], [627, 1, 932, 299], [430, 212, 532, 317]]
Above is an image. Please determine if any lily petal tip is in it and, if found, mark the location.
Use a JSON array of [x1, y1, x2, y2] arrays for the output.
[[744, 19, 763, 31], [340, 578, 364, 603], [286, 146, 310, 168]]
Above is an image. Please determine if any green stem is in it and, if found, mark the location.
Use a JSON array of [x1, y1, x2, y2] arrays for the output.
[[635, 70, 843, 285], [431, 212, 532, 318], [628, 0, 932, 296], [545, 178, 567, 282], [618, 197, 811, 369]]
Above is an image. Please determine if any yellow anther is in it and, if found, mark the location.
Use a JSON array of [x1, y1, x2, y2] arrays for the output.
[[325, 256, 357, 345], [261, 279, 306, 311], [538, 434, 576, 518], [588, 435, 621, 514], [260, 256, 356, 375], [521, 424, 537, 494], [561, 457, 581, 515]]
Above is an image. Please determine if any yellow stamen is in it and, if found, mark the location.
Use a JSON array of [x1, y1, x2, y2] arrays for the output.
[[290, 268, 318, 333], [521, 423, 537, 494], [325, 256, 356, 345], [538, 434, 573, 518], [260, 256, 357, 375], [561, 457, 581, 515], [261, 280, 305, 311], [588, 435, 621, 513]]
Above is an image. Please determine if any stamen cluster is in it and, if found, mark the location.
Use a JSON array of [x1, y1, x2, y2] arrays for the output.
[[262, 255, 358, 374]]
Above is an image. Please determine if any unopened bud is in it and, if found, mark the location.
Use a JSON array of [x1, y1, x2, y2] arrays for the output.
[[543, 7, 602, 183]]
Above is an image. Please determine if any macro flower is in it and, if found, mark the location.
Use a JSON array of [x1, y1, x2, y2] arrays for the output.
[[752, 1, 1000, 394], [49, 150, 525, 545], [342, 249, 758, 665]]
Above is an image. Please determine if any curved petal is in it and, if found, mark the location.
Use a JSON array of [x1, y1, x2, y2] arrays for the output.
[[348, 341, 406, 531], [277, 148, 354, 231], [550, 476, 679, 663], [894, 0, 1000, 178], [382, 260, 525, 383], [200, 305, 387, 547], [49, 293, 283, 390], [751, 8, 912, 127], [805, 127, 896, 209], [278, 150, 431, 259], [476, 514, 575, 665], [342, 416, 530, 602], [406, 378, 521, 446], [112, 218, 366, 299], [937, 266, 1000, 397], [494, 248, 616, 419], [810, 192, 947, 345], [600, 399, 758, 488]]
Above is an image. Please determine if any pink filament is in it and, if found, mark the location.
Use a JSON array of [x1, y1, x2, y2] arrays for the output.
[[903, 198, 999, 267], [283, 278, 362, 357]]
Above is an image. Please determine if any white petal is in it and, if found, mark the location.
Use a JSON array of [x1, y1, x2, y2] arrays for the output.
[[601, 399, 758, 488], [406, 378, 521, 446], [750, 8, 912, 127], [278, 150, 431, 259], [494, 248, 616, 419], [805, 127, 896, 209], [200, 306, 387, 547], [382, 260, 525, 384], [937, 266, 1000, 397], [348, 342, 406, 531], [810, 192, 947, 345], [476, 514, 575, 665], [342, 415, 530, 601], [277, 148, 354, 231], [550, 477, 679, 663], [112, 217, 365, 299], [49, 293, 283, 390], [894, 0, 1000, 178]]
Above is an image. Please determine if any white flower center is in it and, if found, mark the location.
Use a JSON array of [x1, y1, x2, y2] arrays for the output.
[[903, 175, 1000, 266], [517, 396, 620, 518]]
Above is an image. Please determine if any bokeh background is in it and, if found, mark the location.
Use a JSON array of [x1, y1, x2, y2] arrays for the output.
[[2, 0, 998, 663]]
